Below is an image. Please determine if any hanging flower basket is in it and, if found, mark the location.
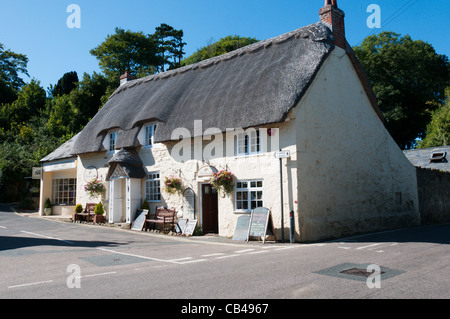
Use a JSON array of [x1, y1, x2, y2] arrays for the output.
[[210, 170, 234, 197], [84, 178, 106, 198], [164, 176, 184, 195]]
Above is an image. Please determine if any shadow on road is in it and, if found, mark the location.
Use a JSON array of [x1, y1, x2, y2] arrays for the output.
[[331, 223, 450, 245], [0, 235, 126, 252]]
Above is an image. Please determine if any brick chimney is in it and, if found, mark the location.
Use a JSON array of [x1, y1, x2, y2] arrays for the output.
[[319, 0, 346, 49], [120, 71, 137, 86]]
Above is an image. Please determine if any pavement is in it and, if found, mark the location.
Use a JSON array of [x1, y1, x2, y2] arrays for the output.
[[9, 205, 268, 246]]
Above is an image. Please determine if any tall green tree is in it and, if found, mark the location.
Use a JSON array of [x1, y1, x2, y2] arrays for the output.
[[419, 87, 450, 148], [353, 32, 449, 149], [90, 27, 159, 79], [45, 72, 117, 136], [0, 43, 29, 104], [181, 35, 259, 66], [52, 71, 79, 97], [152, 23, 186, 71], [0, 79, 46, 133]]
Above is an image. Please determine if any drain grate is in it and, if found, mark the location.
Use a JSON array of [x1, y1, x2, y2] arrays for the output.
[[340, 267, 385, 277]]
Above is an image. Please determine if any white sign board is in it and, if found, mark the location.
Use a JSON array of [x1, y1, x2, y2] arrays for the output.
[[274, 150, 290, 159], [32, 167, 42, 179]]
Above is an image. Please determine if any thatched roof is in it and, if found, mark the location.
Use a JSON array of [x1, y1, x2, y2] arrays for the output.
[[106, 148, 146, 181], [40, 133, 79, 163], [72, 22, 336, 155]]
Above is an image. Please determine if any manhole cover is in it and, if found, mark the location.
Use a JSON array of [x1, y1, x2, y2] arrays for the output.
[[340, 267, 385, 277], [314, 263, 405, 282]]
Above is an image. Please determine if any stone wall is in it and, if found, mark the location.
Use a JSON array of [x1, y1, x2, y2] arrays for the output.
[[416, 167, 450, 224]]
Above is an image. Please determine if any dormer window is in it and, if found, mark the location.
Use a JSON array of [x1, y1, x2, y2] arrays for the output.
[[430, 151, 447, 163], [144, 124, 156, 148], [235, 129, 261, 156], [109, 131, 118, 152]]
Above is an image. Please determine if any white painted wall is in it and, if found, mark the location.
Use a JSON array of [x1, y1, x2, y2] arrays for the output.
[[71, 47, 419, 242], [293, 47, 420, 242]]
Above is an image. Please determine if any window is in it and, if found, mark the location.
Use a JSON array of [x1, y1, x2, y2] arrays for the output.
[[109, 131, 118, 152], [52, 178, 77, 205], [430, 151, 447, 163], [235, 180, 263, 211], [144, 124, 156, 148], [236, 130, 261, 156], [146, 172, 161, 202]]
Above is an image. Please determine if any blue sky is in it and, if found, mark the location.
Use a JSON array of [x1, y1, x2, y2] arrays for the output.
[[1, 0, 449, 91]]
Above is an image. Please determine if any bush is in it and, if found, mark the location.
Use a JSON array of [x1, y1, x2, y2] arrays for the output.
[[75, 204, 83, 213], [44, 198, 52, 208], [94, 202, 104, 215]]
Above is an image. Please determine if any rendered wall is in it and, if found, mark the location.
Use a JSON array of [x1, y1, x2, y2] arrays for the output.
[[75, 123, 298, 239], [293, 48, 420, 242]]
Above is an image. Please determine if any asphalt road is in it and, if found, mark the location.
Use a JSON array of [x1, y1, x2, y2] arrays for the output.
[[1, 204, 449, 304]]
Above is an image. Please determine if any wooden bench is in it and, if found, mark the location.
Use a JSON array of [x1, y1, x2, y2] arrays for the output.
[[73, 203, 96, 222], [145, 208, 176, 232]]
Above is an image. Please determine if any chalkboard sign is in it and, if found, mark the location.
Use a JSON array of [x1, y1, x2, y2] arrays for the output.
[[132, 209, 148, 231], [183, 219, 197, 236], [232, 214, 251, 241], [183, 188, 196, 219], [176, 218, 188, 234], [247, 207, 275, 243]]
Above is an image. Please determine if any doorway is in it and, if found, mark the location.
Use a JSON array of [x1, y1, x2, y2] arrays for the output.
[[109, 177, 125, 223], [201, 184, 218, 233], [109, 177, 142, 224]]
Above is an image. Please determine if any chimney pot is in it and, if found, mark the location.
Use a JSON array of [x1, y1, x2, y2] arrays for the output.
[[120, 71, 137, 86]]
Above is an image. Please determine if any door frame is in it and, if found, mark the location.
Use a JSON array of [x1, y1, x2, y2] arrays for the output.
[[109, 176, 125, 223], [199, 182, 219, 233]]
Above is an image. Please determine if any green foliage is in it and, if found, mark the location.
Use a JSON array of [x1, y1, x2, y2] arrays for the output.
[[181, 35, 259, 66], [52, 71, 78, 97], [84, 178, 106, 198], [0, 79, 46, 131], [164, 176, 184, 195], [419, 87, 450, 148], [45, 72, 117, 136], [94, 202, 104, 215], [152, 23, 186, 71], [45, 198, 52, 208], [90, 27, 159, 79], [0, 43, 29, 100], [353, 32, 449, 149], [210, 170, 234, 197], [75, 203, 83, 213]]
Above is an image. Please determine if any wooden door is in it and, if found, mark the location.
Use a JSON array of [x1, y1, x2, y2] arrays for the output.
[[202, 184, 218, 233]]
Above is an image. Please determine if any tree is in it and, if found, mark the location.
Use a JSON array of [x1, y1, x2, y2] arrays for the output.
[[152, 23, 186, 71], [181, 35, 259, 66], [90, 27, 159, 79], [353, 32, 449, 149], [419, 87, 450, 148], [0, 79, 46, 132], [0, 43, 29, 104], [45, 72, 117, 136], [52, 71, 79, 96]]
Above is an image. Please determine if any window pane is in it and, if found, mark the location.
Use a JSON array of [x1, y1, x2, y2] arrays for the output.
[[146, 172, 161, 202], [52, 178, 76, 205]]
